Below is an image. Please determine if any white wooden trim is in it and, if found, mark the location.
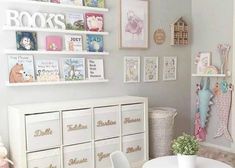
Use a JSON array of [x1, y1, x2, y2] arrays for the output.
[[5, 79, 109, 87], [3, 26, 109, 36], [192, 74, 227, 77], [232, 1, 235, 151], [5, 50, 109, 56], [1, 0, 109, 12]]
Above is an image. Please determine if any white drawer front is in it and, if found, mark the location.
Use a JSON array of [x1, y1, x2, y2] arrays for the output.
[[122, 104, 144, 135], [122, 134, 145, 164], [95, 138, 120, 168], [64, 143, 92, 168], [26, 113, 60, 151], [27, 148, 60, 168], [94, 106, 119, 140], [63, 109, 92, 145]]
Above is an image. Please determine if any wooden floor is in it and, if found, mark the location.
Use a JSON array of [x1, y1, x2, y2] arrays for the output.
[[198, 145, 235, 167]]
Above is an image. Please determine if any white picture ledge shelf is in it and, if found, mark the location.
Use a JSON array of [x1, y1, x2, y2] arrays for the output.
[[3, 26, 109, 35], [6, 79, 109, 87], [192, 74, 227, 77], [5, 50, 109, 56], [1, 0, 109, 12]]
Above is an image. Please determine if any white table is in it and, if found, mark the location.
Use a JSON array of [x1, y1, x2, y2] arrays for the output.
[[143, 156, 232, 168]]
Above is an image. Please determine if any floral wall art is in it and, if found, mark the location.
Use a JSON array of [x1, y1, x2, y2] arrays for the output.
[[163, 56, 177, 81], [120, 0, 149, 48], [144, 57, 159, 82], [124, 57, 140, 83]]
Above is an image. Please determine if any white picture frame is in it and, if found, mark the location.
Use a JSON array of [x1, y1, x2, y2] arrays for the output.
[[196, 52, 211, 74], [120, 0, 149, 49], [163, 56, 177, 81], [124, 57, 140, 83], [144, 57, 159, 82]]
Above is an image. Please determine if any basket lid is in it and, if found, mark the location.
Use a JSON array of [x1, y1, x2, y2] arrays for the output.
[[149, 110, 177, 119]]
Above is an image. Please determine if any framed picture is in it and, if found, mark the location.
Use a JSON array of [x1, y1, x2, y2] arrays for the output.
[[144, 57, 159, 82], [163, 56, 177, 81], [120, 0, 149, 49], [124, 57, 140, 83], [196, 52, 211, 74]]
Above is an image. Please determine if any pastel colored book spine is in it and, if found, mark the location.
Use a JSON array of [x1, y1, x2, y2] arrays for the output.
[[62, 58, 85, 81], [85, 13, 104, 32], [65, 35, 83, 51], [8, 55, 35, 83], [87, 35, 104, 52], [35, 60, 60, 82], [46, 36, 63, 51]]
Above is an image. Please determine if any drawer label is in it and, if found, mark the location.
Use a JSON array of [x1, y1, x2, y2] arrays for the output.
[[68, 158, 88, 166], [97, 152, 110, 162], [126, 145, 142, 153], [124, 117, 141, 124], [67, 124, 88, 132], [34, 128, 53, 137], [96, 120, 116, 127]]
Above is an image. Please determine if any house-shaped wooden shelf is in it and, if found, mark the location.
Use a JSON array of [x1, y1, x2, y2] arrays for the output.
[[170, 17, 189, 46]]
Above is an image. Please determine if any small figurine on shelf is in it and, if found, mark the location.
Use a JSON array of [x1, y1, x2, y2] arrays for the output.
[[0, 137, 14, 168], [217, 44, 231, 75]]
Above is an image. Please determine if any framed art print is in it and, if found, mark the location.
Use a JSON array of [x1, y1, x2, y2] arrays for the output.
[[144, 57, 159, 82], [120, 0, 149, 49], [124, 57, 140, 83], [163, 56, 177, 81], [196, 52, 211, 74]]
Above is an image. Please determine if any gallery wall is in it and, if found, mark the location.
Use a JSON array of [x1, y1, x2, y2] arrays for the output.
[[191, 0, 233, 148], [0, 0, 192, 148]]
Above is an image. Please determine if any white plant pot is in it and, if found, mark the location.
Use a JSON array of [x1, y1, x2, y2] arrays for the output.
[[177, 154, 197, 168]]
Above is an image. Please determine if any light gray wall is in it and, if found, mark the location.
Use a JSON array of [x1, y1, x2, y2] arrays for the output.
[[191, 0, 233, 147], [0, 0, 192, 148]]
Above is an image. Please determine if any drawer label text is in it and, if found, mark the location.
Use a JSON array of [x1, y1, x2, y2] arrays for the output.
[[67, 124, 88, 132], [124, 117, 141, 124], [97, 152, 110, 162], [126, 145, 142, 153], [68, 158, 88, 165], [34, 128, 53, 137], [97, 120, 116, 127]]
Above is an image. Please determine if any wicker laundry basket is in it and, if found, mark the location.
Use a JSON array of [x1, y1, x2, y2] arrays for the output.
[[149, 107, 177, 158]]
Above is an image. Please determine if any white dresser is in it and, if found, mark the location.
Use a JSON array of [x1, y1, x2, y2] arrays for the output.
[[8, 96, 149, 168]]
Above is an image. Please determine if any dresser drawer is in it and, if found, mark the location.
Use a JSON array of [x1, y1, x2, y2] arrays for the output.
[[27, 148, 60, 168], [63, 109, 92, 145], [95, 138, 120, 168], [25, 112, 60, 151], [122, 134, 145, 164], [94, 106, 119, 140], [63, 143, 92, 168], [122, 104, 144, 135]]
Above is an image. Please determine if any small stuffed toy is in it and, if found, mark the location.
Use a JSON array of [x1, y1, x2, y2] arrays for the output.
[[0, 137, 13, 168]]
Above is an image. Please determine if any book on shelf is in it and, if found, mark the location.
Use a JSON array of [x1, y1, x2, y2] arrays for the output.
[[16, 31, 38, 51], [87, 35, 104, 52], [87, 59, 104, 80], [8, 55, 35, 83], [84, 0, 105, 8], [35, 60, 60, 82], [33, 0, 49, 2], [50, 0, 60, 3], [46, 36, 63, 51], [85, 13, 104, 32], [66, 13, 85, 31], [65, 35, 83, 51], [61, 58, 85, 81], [60, 0, 83, 6]]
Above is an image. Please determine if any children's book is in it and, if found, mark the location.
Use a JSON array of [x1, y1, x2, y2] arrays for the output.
[[61, 0, 83, 6], [35, 60, 60, 82], [50, 0, 60, 3], [62, 58, 85, 81], [16, 31, 38, 51], [66, 13, 85, 31], [84, 0, 104, 8], [87, 59, 104, 80], [8, 55, 35, 83], [87, 35, 104, 52], [46, 36, 63, 51], [65, 35, 83, 51], [85, 13, 104, 32]]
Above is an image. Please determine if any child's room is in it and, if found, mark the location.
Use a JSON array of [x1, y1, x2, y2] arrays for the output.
[[0, 0, 234, 168]]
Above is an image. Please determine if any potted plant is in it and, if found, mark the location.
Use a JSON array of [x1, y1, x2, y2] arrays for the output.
[[172, 133, 199, 168]]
